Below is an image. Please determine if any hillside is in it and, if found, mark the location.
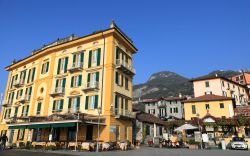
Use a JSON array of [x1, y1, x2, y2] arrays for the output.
[[133, 70, 241, 100]]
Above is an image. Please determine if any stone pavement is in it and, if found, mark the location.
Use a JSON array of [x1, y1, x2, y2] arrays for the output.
[[0, 147, 249, 156]]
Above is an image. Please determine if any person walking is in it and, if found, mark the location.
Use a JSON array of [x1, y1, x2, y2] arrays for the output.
[[1, 134, 8, 150]]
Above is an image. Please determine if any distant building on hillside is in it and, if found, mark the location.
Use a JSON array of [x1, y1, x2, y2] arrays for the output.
[[231, 71, 250, 96], [191, 74, 249, 106], [142, 96, 187, 120]]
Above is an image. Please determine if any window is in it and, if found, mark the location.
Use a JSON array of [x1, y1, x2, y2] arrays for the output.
[[192, 105, 196, 114], [55, 78, 66, 92], [87, 72, 99, 87], [41, 62, 49, 74], [68, 96, 80, 113], [205, 104, 210, 109], [88, 48, 101, 68], [227, 83, 230, 89], [17, 129, 25, 141], [125, 126, 129, 140], [16, 89, 23, 100], [14, 107, 18, 117], [85, 95, 98, 110], [115, 71, 120, 85], [170, 108, 172, 113], [37, 102, 42, 115], [19, 70, 27, 84], [219, 103, 224, 109], [174, 107, 178, 113], [152, 109, 155, 114], [21, 105, 29, 116], [71, 75, 82, 88], [4, 109, 11, 119], [72, 52, 84, 68], [52, 100, 64, 113], [57, 57, 68, 74], [125, 77, 129, 90], [223, 91, 227, 97], [205, 81, 210, 87], [27, 67, 36, 83], [222, 81, 225, 87], [24, 86, 32, 101]]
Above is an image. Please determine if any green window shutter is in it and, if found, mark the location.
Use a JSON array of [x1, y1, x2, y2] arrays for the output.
[[94, 95, 98, 109], [60, 100, 64, 111], [11, 92, 15, 101], [52, 101, 56, 112], [55, 79, 59, 88], [97, 48, 101, 66], [73, 54, 76, 63], [77, 96, 80, 110], [29, 87, 32, 96], [68, 98, 72, 112], [41, 63, 44, 74], [37, 103, 41, 113], [87, 73, 90, 83], [46, 62, 49, 72], [62, 78, 66, 88], [21, 129, 25, 140], [32, 68, 36, 82], [121, 98, 124, 109], [23, 70, 26, 83], [4, 110, 7, 119], [10, 77, 14, 88], [15, 107, 18, 114], [88, 50, 92, 68], [115, 95, 118, 109], [27, 69, 31, 83], [116, 46, 119, 60], [57, 59, 61, 74], [21, 106, 25, 115], [85, 96, 89, 110], [26, 105, 29, 114], [20, 89, 23, 96], [78, 75, 82, 86], [64, 57, 68, 73], [71, 76, 74, 88], [80, 52, 84, 63], [115, 72, 119, 84], [96, 72, 99, 82]]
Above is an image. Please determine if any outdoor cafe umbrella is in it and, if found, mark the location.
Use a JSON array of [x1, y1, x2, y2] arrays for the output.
[[174, 123, 198, 132]]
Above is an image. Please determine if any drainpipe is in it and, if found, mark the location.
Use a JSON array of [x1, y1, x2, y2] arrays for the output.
[[100, 32, 106, 113]]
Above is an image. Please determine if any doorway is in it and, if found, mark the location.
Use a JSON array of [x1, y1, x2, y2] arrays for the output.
[[86, 125, 93, 141]]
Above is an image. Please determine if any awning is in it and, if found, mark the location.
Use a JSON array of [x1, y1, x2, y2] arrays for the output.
[[8, 120, 79, 129], [174, 123, 198, 132]]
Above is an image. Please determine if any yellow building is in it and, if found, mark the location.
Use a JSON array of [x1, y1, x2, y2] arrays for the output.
[[0, 21, 137, 145], [183, 94, 235, 120]]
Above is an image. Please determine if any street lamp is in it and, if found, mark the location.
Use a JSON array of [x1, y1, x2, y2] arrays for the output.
[[96, 107, 101, 152], [196, 113, 203, 149]]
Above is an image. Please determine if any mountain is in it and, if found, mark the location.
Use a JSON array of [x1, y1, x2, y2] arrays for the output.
[[133, 70, 241, 100], [133, 71, 193, 100]]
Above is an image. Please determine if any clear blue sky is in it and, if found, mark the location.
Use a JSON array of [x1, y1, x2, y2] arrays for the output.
[[0, 0, 250, 94]]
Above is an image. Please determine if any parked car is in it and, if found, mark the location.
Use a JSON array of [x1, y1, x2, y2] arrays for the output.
[[230, 137, 248, 150]]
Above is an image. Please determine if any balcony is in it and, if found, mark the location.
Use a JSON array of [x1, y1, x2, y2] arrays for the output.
[[68, 62, 83, 72], [2, 100, 12, 107], [50, 87, 65, 97], [112, 108, 135, 119], [115, 59, 136, 76], [18, 95, 31, 104], [82, 81, 99, 92], [13, 80, 24, 87]]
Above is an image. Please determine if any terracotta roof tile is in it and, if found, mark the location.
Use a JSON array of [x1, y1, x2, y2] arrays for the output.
[[183, 94, 233, 103]]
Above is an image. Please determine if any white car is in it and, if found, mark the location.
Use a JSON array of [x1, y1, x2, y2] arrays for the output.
[[230, 137, 248, 150]]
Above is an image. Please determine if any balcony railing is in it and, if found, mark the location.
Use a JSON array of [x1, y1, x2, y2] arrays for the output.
[[13, 79, 24, 87], [52, 108, 63, 113], [111, 108, 135, 119], [68, 62, 83, 72], [116, 59, 136, 75], [2, 100, 12, 107], [82, 81, 99, 92], [18, 95, 31, 103], [50, 87, 65, 96]]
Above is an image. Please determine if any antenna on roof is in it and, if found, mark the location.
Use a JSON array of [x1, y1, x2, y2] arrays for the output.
[[110, 20, 116, 28]]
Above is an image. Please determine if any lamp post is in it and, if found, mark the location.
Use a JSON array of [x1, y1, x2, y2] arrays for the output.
[[96, 107, 101, 152], [196, 113, 203, 149], [75, 112, 79, 151]]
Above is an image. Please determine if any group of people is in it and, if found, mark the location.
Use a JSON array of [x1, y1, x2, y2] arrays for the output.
[[0, 134, 8, 151]]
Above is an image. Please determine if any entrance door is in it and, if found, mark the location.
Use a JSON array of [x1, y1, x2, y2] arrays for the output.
[[9, 130, 14, 144], [86, 125, 93, 141]]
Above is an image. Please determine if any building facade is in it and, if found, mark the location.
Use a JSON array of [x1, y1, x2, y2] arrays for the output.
[[0, 22, 137, 145], [183, 94, 235, 120], [143, 97, 186, 120], [231, 71, 250, 96], [191, 75, 249, 106]]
